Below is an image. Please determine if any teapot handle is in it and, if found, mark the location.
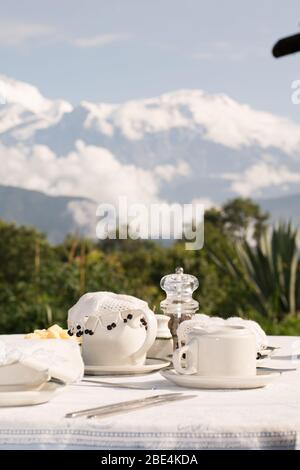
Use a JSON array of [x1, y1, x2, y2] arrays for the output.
[[130, 309, 157, 363]]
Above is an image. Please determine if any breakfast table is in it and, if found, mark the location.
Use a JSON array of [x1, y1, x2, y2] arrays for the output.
[[0, 335, 300, 450]]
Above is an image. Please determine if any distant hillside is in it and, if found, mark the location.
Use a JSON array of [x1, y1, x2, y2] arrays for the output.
[[0, 185, 96, 243], [259, 193, 300, 226], [0, 185, 299, 244]]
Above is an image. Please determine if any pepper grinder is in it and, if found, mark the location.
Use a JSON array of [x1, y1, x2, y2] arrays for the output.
[[160, 267, 199, 349]]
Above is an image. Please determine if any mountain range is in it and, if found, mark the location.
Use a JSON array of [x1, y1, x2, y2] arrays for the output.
[[1, 74, 300, 241]]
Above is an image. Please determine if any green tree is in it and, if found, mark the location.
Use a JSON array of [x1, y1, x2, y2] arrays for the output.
[[222, 198, 269, 240]]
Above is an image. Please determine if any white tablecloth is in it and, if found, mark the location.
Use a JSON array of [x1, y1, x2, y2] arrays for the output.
[[1, 335, 300, 450]]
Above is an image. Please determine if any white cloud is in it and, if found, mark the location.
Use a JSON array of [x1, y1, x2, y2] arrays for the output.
[[0, 140, 161, 206], [191, 198, 218, 210], [71, 33, 131, 48], [0, 22, 55, 47], [0, 21, 130, 50], [222, 161, 300, 197], [154, 161, 190, 182], [0, 140, 197, 240], [79, 89, 300, 155], [67, 200, 97, 237]]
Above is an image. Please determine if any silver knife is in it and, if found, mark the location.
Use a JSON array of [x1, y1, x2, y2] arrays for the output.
[[257, 366, 297, 372], [88, 393, 196, 420], [80, 379, 157, 390], [65, 393, 195, 419], [65, 393, 185, 418]]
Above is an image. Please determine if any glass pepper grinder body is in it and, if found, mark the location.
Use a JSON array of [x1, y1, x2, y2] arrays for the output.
[[160, 267, 199, 349]]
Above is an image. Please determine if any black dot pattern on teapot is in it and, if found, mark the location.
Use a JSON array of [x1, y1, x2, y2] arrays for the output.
[[84, 329, 94, 335], [123, 313, 134, 323], [72, 324, 83, 337], [104, 314, 148, 330]]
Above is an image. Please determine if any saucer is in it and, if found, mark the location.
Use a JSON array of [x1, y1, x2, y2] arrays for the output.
[[0, 381, 65, 407], [160, 368, 280, 390], [84, 358, 170, 376], [0, 380, 48, 392]]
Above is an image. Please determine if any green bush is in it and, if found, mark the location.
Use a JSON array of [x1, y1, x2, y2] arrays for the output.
[[0, 198, 299, 336]]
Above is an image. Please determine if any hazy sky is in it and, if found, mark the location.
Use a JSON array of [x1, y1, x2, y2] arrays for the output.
[[1, 0, 300, 121]]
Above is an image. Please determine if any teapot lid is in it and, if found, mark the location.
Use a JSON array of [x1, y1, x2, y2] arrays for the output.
[[68, 291, 150, 333]]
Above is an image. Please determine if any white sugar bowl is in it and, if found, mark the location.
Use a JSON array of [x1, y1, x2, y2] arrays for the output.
[[148, 314, 173, 360]]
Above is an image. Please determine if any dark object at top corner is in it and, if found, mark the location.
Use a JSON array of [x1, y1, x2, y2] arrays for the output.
[[273, 32, 300, 58]]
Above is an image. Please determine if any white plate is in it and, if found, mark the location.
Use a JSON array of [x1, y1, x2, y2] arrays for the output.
[[84, 358, 170, 376], [0, 381, 65, 407], [160, 368, 280, 390]]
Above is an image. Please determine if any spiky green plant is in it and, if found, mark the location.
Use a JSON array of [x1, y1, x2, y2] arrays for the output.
[[208, 222, 300, 320]]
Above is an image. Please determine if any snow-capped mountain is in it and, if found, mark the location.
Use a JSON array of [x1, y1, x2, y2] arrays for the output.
[[1, 74, 300, 240], [0, 75, 72, 139]]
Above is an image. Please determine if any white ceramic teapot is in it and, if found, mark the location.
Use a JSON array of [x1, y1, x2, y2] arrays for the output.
[[68, 292, 157, 367]]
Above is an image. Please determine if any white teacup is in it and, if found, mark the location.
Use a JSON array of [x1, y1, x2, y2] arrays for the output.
[[68, 292, 157, 367], [173, 325, 256, 377]]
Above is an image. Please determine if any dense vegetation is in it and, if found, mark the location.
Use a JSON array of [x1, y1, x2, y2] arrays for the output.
[[1, 198, 300, 335]]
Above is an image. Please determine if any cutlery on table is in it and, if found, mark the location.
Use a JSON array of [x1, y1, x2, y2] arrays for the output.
[[65, 392, 196, 419], [256, 366, 297, 372], [79, 378, 157, 390], [257, 346, 280, 359]]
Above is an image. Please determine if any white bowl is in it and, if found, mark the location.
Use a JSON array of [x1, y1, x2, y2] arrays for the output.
[[0, 362, 50, 392]]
